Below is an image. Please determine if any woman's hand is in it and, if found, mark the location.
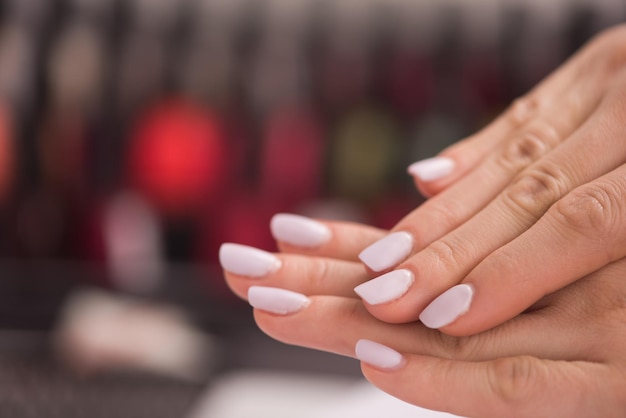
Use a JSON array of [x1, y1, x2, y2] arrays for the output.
[[330, 25, 626, 336], [220, 219, 626, 417]]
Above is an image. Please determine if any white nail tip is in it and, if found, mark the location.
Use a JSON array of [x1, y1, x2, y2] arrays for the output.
[[359, 231, 414, 272], [270, 213, 331, 248], [248, 286, 310, 315], [219, 243, 281, 277], [407, 157, 455, 182], [419, 284, 474, 329], [354, 269, 414, 305], [355, 339, 404, 370]]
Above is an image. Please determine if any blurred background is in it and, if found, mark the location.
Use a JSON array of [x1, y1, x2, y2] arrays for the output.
[[0, 0, 623, 416]]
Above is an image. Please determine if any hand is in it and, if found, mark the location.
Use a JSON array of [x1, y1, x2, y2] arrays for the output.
[[220, 220, 626, 418], [336, 25, 626, 336]]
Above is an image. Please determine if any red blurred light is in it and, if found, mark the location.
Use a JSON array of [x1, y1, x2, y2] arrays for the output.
[[128, 98, 226, 218]]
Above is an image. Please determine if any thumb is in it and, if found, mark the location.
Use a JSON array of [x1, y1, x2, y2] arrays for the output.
[[355, 339, 620, 418]]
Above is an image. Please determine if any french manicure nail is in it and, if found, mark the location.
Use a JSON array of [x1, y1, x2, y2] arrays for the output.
[[419, 284, 474, 329], [407, 157, 455, 182], [270, 213, 331, 248], [219, 243, 281, 277], [359, 231, 413, 272], [354, 269, 414, 305], [355, 339, 405, 370], [248, 286, 310, 315]]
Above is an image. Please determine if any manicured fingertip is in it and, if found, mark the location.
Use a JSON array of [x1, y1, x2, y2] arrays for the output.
[[355, 339, 405, 370], [354, 269, 414, 305], [270, 213, 332, 248], [358, 231, 414, 272], [219, 243, 282, 277], [408, 157, 456, 182], [419, 284, 474, 329], [248, 286, 310, 315]]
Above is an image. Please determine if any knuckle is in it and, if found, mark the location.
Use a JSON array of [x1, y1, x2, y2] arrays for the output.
[[497, 123, 558, 172], [489, 356, 538, 406], [584, 25, 626, 74], [427, 238, 466, 271], [309, 257, 331, 288], [345, 298, 365, 322], [591, 24, 626, 54], [501, 162, 566, 219], [506, 96, 541, 128], [594, 24, 626, 44], [421, 196, 466, 232], [552, 182, 621, 243], [435, 332, 482, 360], [587, 25, 622, 51]]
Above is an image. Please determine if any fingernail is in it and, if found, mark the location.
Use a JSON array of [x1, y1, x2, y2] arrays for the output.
[[419, 284, 474, 329], [219, 243, 281, 277], [248, 286, 310, 315], [359, 231, 413, 272], [355, 339, 405, 370], [407, 157, 455, 182], [270, 213, 332, 248], [354, 269, 414, 305]]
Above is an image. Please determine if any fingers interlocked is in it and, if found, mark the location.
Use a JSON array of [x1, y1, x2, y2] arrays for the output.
[[353, 29, 626, 335]]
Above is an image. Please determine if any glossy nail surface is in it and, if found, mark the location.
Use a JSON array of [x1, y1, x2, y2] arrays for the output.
[[270, 213, 331, 248], [355, 339, 405, 370], [354, 269, 414, 305], [408, 157, 455, 182], [248, 286, 310, 315], [419, 284, 474, 329], [359, 231, 413, 272], [219, 243, 281, 277]]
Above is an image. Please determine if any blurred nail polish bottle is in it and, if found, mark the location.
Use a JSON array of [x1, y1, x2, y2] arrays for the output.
[[41, 20, 106, 197], [246, 31, 309, 117], [455, 0, 507, 121], [501, 0, 569, 95], [0, 25, 37, 114], [4, 0, 53, 31], [103, 191, 166, 294], [258, 104, 326, 208], [128, 0, 182, 35], [329, 107, 400, 204], [383, 0, 440, 120]]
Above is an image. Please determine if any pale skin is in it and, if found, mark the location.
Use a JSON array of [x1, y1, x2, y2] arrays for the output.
[[223, 222, 626, 417], [221, 24, 626, 417], [347, 24, 626, 335]]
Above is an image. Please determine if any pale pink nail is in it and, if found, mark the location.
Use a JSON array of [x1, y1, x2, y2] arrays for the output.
[[354, 269, 414, 305], [355, 339, 405, 370], [219, 243, 281, 277], [419, 284, 474, 329], [270, 213, 331, 248], [248, 286, 310, 315], [359, 231, 413, 272], [408, 157, 455, 182]]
